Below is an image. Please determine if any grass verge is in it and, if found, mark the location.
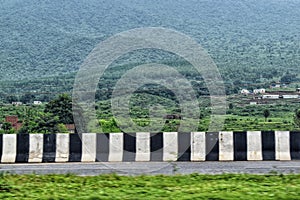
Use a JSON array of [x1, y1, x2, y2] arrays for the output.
[[0, 173, 300, 199]]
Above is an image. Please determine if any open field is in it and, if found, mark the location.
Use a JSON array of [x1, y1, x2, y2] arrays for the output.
[[0, 173, 300, 199]]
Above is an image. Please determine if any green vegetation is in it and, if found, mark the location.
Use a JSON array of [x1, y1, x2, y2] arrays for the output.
[[294, 109, 300, 128], [1, 122, 13, 134], [1, 92, 300, 133], [263, 109, 270, 122], [0, 0, 300, 103], [95, 93, 300, 132], [18, 112, 67, 134], [0, 173, 300, 199], [44, 94, 74, 124], [0, 1, 300, 133], [0, 94, 72, 134]]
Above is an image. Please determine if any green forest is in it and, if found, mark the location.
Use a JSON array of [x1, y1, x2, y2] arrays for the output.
[[0, 0, 299, 133]]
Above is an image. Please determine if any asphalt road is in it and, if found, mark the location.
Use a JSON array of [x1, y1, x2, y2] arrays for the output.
[[1, 161, 300, 175]]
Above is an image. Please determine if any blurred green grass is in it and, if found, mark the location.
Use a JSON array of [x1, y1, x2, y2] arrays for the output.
[[1, 173, 300, 199]]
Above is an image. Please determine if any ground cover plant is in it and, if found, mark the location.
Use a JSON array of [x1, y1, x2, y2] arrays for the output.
[[0, 173, 300, 199]]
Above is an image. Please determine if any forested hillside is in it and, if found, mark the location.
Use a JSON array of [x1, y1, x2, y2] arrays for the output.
[[0, 0, 299, 102]]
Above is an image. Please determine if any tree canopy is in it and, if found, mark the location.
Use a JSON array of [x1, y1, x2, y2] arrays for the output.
[[294, 109, 300, 128], [18, 113, 67, 134], [44, 94, 74, 124], [263, 109, 270, 122]]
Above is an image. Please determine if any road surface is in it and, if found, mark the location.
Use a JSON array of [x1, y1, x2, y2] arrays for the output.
[[1, 161, 300, 175]]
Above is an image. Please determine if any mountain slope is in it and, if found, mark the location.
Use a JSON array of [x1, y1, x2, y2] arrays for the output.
[[0, 0, 299, 89]]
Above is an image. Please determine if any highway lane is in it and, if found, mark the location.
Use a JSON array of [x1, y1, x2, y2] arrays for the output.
[[1, 161, 300, 175]]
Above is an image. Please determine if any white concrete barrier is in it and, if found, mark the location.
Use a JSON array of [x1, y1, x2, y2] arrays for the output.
[[247, 131, 262, 160], [219, 131, 234, 161], [275, 131, 291, 160], [1, 134, 17, 163], [81, 133, 97, 162], [29, 134, 43, 163], [0, 132, 299, 163], [135, 132, 150, 161], [55, 134, 69, 162], [163, 132, 178, 161], [191, 132, 206, 161], [108, 133, 123, 162]]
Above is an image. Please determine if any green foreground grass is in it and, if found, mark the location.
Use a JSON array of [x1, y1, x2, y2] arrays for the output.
[[1, 173, 300, 200]]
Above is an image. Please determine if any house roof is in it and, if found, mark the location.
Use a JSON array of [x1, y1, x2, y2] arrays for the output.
[[65, 124, 75, 130]]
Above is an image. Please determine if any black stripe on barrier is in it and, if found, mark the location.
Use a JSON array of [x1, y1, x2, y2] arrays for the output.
[[0, 134, 2, 162], [69, 134, 82, 162], [123, 133, 136, 162], [233, 132, 247, 161], [290, 131, 300, 160], [16, 134, 30, 163], [206, 132, 219, 161], [150, 133, 163, 161], [177, 132, 191, 161], [96, 133, 109, 162], [43, 134, 56, 162], [262, 131, 275, 160]]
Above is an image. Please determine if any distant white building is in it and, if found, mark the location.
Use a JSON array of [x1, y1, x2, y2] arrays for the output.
[[241, 89, 250, 95], [282, 95, 299, 99], [270, 83, 281, 88], [262, 95, 279, 99], [12, 102, 22, 106], [253, 88, 266, 94], [33, 101, 42, 105], [282, 84, 287, 88], [250, 102, 257, 105]]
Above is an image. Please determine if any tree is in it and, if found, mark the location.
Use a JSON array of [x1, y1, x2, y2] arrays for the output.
[[44, 94, 74, 124], [294, 109, 300, 128], [20, 93, 35, 104], [280, 71, 297, 84], [263, 109, 270, 122], [6, 95, 18, 104], [99, 118, 120, 133], [18, 113, 64, 134], [1, 122, 15, 134], [2, 122, 12, 131]]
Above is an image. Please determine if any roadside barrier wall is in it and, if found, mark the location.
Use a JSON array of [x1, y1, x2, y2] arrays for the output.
[[0, 131, 299, 163]]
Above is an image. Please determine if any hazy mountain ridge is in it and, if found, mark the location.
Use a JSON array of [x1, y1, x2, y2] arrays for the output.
[[0, 0, 159, 80], [0, 0, 299, 84]]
